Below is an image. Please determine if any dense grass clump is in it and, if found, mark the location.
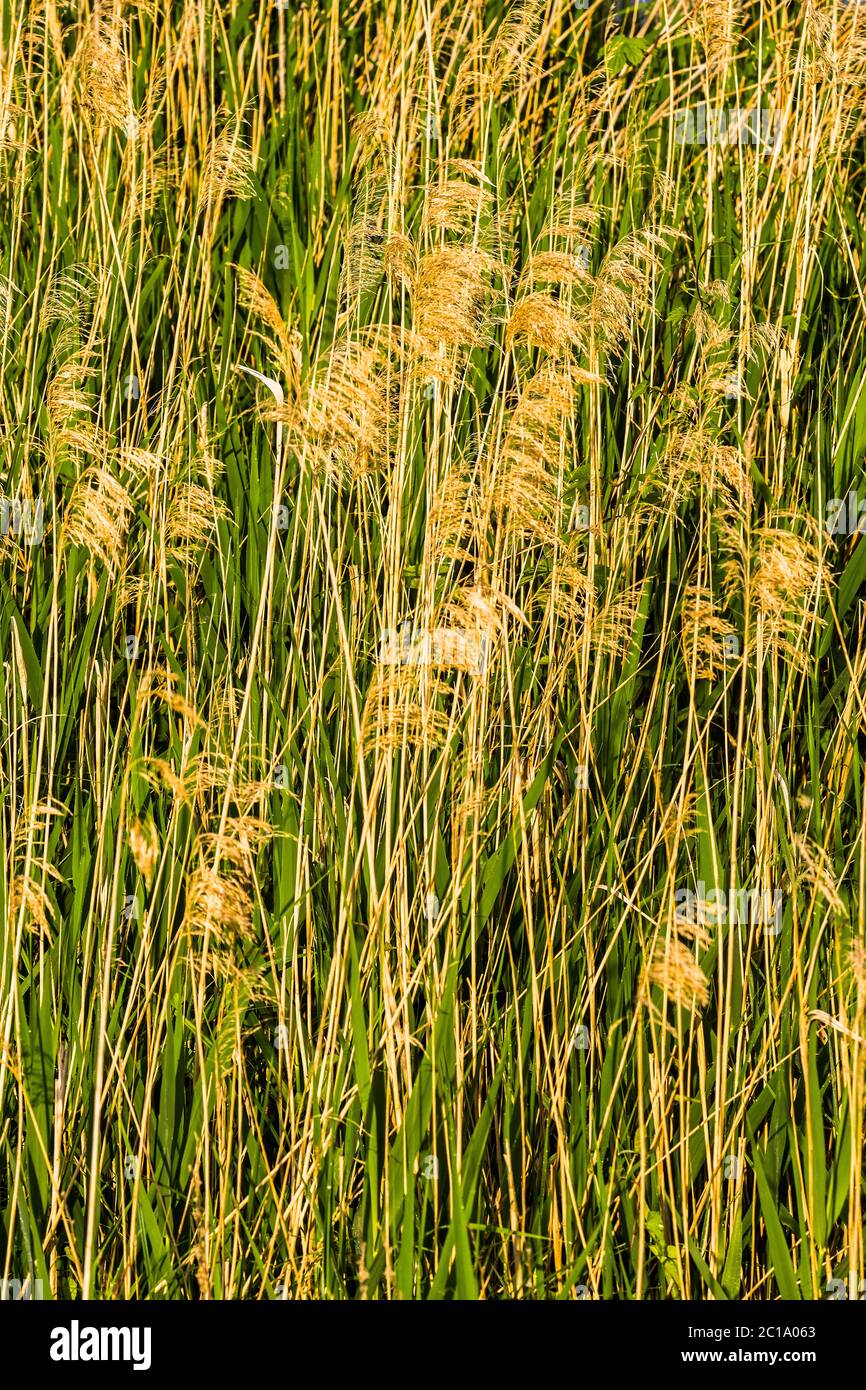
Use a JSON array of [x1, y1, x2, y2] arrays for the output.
[[1, 0, 865, 1300]]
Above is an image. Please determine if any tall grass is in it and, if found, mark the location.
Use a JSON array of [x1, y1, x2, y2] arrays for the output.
[[1, 0, 865, 1299]]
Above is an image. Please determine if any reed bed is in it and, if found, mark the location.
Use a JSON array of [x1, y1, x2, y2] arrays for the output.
[[1, 0, 865, 1299]]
